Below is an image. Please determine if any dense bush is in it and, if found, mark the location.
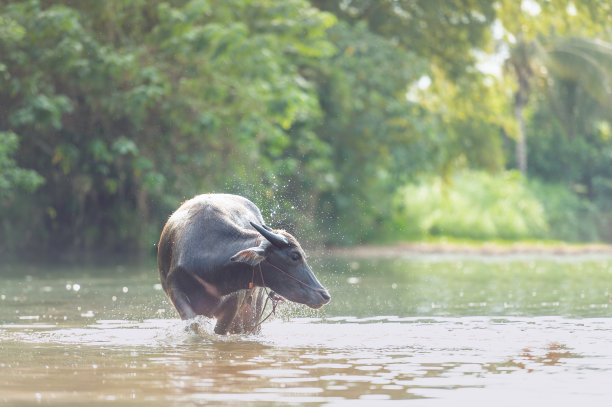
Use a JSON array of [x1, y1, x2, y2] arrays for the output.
[[392, 171, 603, 242], [528, 180, 601, 242]]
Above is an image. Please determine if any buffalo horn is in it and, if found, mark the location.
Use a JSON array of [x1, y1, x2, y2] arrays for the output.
[[251, 222, 289, 248]]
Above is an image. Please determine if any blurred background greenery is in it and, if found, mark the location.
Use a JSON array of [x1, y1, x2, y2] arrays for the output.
[[2, 0, 612, 260]]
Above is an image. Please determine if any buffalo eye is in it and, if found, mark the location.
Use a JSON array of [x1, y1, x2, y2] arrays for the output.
[[290, 252, 301, 261]]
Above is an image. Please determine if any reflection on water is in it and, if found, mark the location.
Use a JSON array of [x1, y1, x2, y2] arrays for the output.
[[1, 257, 612, 405], [2, 317, 612, 405]]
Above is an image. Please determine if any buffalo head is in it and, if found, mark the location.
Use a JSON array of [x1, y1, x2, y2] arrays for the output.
[[231, 222, 330, 309]]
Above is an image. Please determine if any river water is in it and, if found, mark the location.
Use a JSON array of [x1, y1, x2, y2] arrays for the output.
[[1, 255, 612, 406]]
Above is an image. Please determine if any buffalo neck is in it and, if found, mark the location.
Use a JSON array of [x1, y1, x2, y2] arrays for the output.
[[207, 262, 269, 297], [205, 232, 267, 296]]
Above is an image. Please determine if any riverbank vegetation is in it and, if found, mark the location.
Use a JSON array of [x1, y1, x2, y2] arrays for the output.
[[392, 170, 602, 243], [2, 0, 612, 260]]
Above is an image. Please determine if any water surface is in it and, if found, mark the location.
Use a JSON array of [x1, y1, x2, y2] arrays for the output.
[[1, 255, 612, 405]]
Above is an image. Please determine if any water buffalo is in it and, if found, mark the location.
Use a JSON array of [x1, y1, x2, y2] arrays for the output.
[[157, 193, 331, 334]]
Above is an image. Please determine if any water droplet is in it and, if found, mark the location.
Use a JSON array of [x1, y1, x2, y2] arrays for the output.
[[122, 287, 129, 293], [347, 277, 361, 285], [73, 284, 81, 292]]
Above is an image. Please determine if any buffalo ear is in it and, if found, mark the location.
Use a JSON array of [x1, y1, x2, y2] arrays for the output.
[[230, 247, 266, 266]]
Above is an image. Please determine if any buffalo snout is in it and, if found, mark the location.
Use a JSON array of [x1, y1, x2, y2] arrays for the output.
[[271, 272, 330, 310], [309, 288, 331, 309]]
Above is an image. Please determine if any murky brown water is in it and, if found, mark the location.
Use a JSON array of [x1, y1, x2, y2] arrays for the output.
[[2, 256, 612, 405]]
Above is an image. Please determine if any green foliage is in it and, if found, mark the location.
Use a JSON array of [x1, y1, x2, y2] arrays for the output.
[[313, 20, 431, 243], [527, 96, 612, 187], [0, 0, 171, 252], [393, 171, 549, 240], [392, 170, 606, 243], [0, 0, 339, 255], [524, 85, 612, 241], [0, 131, 44, 199], [2, 0, 612, 258], [415, 69, 511, 174], [497, 0, 612, 175], [528, 180, 601, 242], [311, 0, 496, 78]]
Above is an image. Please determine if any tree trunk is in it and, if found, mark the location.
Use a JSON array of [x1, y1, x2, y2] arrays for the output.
[[510, 37, 531, 177], [514, 99, 527, 176]]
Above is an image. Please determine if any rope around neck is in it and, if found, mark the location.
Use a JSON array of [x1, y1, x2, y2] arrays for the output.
[[242, 234, 323, 334], [245, 263, 281, 334]]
